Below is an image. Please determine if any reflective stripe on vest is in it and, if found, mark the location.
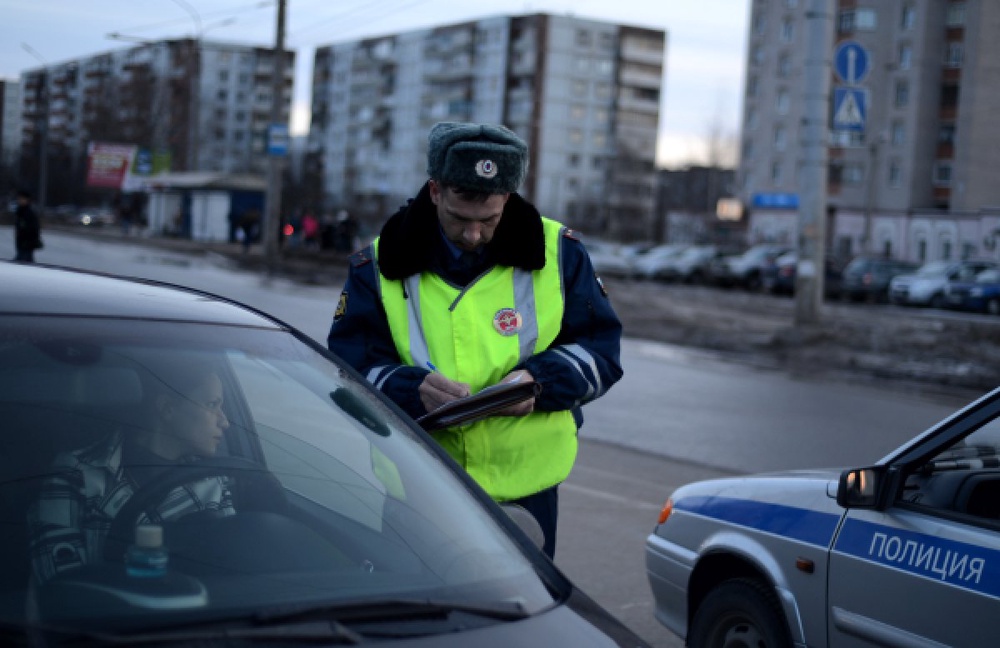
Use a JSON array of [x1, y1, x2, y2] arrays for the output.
[[376, 217, 577, 500]]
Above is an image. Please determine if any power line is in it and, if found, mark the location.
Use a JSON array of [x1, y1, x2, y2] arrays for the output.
[[289, 0, 433, 43], [112, 1, 273, 35]]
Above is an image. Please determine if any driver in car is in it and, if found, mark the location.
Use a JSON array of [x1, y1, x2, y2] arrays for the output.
[[27, 356, 235, 583]]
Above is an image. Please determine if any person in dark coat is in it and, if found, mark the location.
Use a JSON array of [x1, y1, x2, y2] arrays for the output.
[[13, 190, 42, 263]]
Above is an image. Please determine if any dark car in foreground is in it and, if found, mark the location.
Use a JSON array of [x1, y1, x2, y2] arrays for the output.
[[646, 386, 1000, 647], [840, 256, 919, 303], [945, 267, 1000, 315], [0, 261, 648, 647]]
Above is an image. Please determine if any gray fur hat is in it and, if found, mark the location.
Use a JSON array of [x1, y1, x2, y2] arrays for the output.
[[426, 122, 528, 194]]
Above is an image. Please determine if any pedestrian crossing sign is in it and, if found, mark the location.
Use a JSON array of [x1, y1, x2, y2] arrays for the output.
[[832, 87, 867, 132]]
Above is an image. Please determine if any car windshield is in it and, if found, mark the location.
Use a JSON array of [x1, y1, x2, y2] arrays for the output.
[[975, 269, 1000, 283], [915, 261, 951, 276], [0, 316, 555, 638]]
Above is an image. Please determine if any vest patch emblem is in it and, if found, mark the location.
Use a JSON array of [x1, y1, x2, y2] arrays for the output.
[[493, 307, 522, 336], [334, 291, 348, 321]]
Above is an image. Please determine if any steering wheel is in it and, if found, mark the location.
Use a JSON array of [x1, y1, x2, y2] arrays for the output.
[[102, 456, 286, 563]]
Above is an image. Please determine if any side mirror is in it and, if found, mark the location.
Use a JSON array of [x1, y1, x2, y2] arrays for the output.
[[837, 466, 892, 509], [500, 503, 545, 551]]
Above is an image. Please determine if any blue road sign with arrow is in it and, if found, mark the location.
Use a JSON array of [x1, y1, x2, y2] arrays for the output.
[[834, 40, 870, 85]]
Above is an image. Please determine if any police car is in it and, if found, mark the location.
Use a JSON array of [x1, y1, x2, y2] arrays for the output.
[[646, 386, 1000, 647]]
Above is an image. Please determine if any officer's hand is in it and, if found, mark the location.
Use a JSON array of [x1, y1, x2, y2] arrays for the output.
[[494, 370, 536, 417], [419, 371, 471, 413]]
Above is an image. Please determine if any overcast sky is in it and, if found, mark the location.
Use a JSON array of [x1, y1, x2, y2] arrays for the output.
[[0, 0, 749, 168]]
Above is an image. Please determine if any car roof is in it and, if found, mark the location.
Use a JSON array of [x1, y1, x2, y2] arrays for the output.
[[1, 262, 284, 329]]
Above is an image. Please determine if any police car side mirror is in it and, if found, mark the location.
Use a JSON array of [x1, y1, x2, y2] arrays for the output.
[[837, 466, 894, 510]]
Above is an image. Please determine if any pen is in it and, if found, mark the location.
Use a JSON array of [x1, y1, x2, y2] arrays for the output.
[[426, 361, 438, 372]]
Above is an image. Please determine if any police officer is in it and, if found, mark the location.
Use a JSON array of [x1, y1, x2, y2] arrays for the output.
[[327, 122, 623, 558]]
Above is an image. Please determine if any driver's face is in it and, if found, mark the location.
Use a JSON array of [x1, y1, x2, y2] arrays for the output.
[[164, 373, 229, 458]]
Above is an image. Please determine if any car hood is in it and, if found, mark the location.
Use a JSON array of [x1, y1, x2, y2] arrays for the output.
[[665, 469, 846, 546]]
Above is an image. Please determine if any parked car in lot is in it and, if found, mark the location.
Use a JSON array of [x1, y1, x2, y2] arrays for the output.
[[945, 267, 1000, 315], [585, 240, 637, 279], [646, 386, 1000, 648], [840, 256, 920, 303], [889, 259, 998, 308], [759, 251, 843, 298], [631, 244, 690, 281], [0, 261, 649, 647], [709, 245, 791, 290], [637, 245, 721, 283]]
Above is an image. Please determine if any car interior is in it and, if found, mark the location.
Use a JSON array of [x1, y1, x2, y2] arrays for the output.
[[901, 417, 1000, 522]]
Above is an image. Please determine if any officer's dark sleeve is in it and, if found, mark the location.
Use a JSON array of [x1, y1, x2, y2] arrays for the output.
[[521, 234, 624, 421], [327, 249, 430, 420]]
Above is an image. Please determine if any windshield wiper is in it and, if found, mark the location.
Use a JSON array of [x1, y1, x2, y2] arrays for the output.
[[255, 597, 530, 626], [51, 620, 363, 645]]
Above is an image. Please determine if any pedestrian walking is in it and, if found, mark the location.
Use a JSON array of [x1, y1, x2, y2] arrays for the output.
[[13, 190, 42, 263], [326, 122, 623, 558]]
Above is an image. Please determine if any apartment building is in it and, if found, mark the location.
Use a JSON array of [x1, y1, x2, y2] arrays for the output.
[[307, 13, 665, 240], [740, 0, 1000, 263], [1, 80, 21, 189], [19, 39, 293, 207]]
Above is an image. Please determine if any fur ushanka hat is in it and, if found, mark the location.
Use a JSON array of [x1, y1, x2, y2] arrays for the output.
[[426, 122, 528, 194]]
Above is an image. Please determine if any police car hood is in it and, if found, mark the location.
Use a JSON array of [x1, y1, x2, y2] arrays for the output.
[[668, 469, 847, 538]]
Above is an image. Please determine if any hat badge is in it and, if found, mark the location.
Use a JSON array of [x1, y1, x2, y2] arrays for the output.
[[493, 308, 522, 336], [475, 159, 498, 179]]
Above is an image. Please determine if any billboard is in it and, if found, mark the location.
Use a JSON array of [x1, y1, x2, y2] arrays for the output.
[[86, 142, 138, 189]]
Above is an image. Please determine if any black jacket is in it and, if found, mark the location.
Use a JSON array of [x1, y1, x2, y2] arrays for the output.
[[15, 203, 41, 252]]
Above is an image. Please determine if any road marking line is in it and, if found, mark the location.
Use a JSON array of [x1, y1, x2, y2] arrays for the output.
[[562, 482, 661, 510]]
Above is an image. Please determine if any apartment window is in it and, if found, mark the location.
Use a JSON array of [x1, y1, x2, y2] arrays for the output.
[[774, 124, 787, 150], [598, 32, 614, 50], [890, 120, 905, 146], [746, 106, 758, 130], [752, 46, 764, 65], [595, 83, 611, 99], [785, 0, 798, 7], [570, 104, 586, 120], [843, 163, 864, 185], [946, 2, 966, 26], [219, 70, 229, 82], [576, 30, 592, 47], [898, 43, 912, 70], [933, 162, 952, 187], [753, 12, 766, 35], [941, 239, 953, 261], [840, 8, 877, 32], [569, 128, 583, 144], [595, 59, 614, 75], [743, 138, 755, 160], [572, 80, 587, 97], [940, 85, 959, 109], [594, 108, 608, 123], [217, 89, 228, 101], [575, 57, 591, 73], [894, 80, 909, 107], [568, 153, 580, 168], [593, 133, 606, 148], [776, 89, 790, 115], [917, 239, 927, 262], [747, 75, 759, 98], [777, 53, 791, 77], [901, 5, 916, 29], [771, 161, 783, 184], [781, 18, 794, 42], [939, 123, 956, 144], [945, 42, 964, 67], [888, 160, 902, 187]]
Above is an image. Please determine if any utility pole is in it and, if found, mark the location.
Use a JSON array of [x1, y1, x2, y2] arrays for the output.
[[795, 0, 834, 325], [263, 0, 288, 274]]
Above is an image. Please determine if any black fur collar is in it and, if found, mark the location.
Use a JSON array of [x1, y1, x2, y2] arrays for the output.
[[377, 182, 546, 280]]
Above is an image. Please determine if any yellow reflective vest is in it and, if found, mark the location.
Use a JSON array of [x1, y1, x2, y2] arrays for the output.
[[377, 217, 577, 501]]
